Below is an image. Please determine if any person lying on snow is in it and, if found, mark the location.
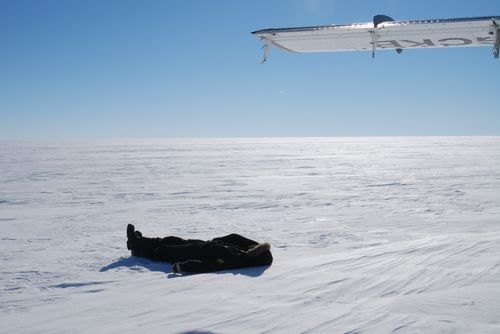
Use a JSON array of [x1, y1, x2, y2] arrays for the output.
[[126, 224, 273, 274]]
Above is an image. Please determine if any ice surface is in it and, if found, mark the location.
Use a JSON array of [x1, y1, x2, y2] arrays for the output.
[[1, 137, 499, 333]]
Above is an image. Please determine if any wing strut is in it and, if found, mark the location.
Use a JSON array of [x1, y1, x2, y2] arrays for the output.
[[371, 15, 394, 59], [493, 19, 500, 59], [370, 30, 378, 59], [370, 15, 404, 59], [261, 41, 271, 64]]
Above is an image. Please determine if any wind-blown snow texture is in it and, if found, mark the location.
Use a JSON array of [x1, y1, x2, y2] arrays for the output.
[[1, 137, 500, 333]]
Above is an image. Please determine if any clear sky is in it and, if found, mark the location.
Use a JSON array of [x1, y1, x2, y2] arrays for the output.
[[1, 0, 499, 139]]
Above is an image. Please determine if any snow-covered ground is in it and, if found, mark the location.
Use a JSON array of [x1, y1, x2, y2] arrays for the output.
[[1, 137, 500, 333]]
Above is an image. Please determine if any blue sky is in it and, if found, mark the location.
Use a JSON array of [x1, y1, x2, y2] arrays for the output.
[[1, 0, 499, 139]]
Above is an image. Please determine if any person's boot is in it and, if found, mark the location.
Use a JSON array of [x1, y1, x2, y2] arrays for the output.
[[127, 224, 137, 250]]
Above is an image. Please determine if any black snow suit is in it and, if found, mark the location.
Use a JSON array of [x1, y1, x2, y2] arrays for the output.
[[127, 226, 272, 274]]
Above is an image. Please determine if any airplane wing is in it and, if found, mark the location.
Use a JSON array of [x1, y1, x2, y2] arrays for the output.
[[252, 15, 500, 60]]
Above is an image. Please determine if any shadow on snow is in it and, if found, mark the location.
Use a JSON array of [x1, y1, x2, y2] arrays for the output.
[[100, 256, 270, 278], [100, 256, 171, 274]]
